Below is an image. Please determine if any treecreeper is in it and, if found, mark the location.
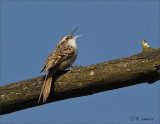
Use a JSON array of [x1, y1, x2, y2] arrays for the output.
[[38, 28, 83, 103]]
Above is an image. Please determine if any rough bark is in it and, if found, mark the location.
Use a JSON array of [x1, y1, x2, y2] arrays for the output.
[[0, 40, 160, 115]]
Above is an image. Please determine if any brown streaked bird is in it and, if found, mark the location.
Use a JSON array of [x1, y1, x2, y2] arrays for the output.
[[38, 28, 83, 103]]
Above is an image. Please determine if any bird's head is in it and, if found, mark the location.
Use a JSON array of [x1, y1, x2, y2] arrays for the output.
[[59, 27, 83, 46]]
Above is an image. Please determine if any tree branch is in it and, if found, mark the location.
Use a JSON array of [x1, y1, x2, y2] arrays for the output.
[[0, 40, 160, 115]]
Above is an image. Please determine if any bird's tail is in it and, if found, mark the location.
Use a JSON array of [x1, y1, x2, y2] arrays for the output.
[[38, 70, 54, 103]]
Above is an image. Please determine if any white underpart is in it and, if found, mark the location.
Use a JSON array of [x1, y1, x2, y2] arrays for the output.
[[68, 38, 77, 49], [68, 35, 83, 49], [59, 35, 83, 70]]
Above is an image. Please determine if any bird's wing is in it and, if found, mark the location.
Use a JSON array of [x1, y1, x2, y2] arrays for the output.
[[40, 46, 75, 73]]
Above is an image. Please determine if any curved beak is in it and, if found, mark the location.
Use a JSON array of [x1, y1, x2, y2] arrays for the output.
[[73, 35, 83, 39], [70, 27, 83, 39]]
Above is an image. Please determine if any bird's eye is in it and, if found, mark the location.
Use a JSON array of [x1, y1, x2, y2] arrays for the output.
[[65, 37, 69, 40]]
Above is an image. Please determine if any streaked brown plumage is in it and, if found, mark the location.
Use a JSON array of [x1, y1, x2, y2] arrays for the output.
[[38, 28, 83, 103]]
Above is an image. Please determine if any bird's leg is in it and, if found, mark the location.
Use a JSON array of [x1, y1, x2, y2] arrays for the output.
[[69, 65, 82, 73]]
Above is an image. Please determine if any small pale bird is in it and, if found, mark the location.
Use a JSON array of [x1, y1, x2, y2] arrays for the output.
[[38, 28, 83, 103]]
